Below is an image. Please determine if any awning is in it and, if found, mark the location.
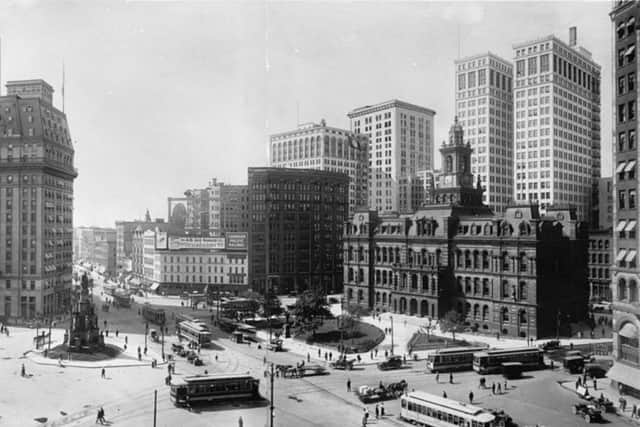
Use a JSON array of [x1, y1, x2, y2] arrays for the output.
[[619, 322, 638, 339], [627, 45, 636, 56], [625, 220, 637, 232], [618, 21, 626, 31], [617, 161, 628, 174], [628, 17, 636, 27], [617, 249, 628, 262], [617, 220, 628, 232], [150, 283, 160, 291], [607, 363, 640, 392], [626, 250, 637, 263], [625, 160, 637, 172]]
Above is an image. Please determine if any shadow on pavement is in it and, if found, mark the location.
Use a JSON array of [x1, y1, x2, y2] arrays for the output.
[[186, 398, 270, 413]]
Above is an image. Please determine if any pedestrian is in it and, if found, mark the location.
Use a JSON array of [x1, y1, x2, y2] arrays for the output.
[[371, 351, 373, 360], [449, 372, 453, 384], [115, 330, 119, 338], [497, 383, 502, 394], [380, 402, 385, 417], [385, 350, 388, 358], [375, 349, 378, 357], [21, 363, 25, 377], [215, 354, 218, 361], [318, 348, 321, 358], [504, 380, 507, 391], [469, 391, 474, 404], [238, 416, 243, 427], [575, 379, 580, 390], [375, 403, 379, 419], [307, 353, 310, 363], [96, 408, 102, 424], [329, 352, 332, 361], [435, 373, 439, 383], [577, 376, 582, 387], [633, 404, 638, 418], [443, 391, 447, 399], [364, 407, 369, 422], [125, 336, 128, 344], [403, 354, 407, 364], [492, 383, 496, 394], [101, 367, 106, 378], [593, 378, 597, 390], [357, 354, 362, 363], [347, 378, 351, 392]]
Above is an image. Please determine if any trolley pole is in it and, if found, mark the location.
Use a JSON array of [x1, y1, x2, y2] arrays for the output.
[[161, 321, 165, 360], [270, 362, 275, 427], [153, 389, 157, 427]]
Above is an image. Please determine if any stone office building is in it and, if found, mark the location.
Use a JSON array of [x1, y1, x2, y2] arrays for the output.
[[343, 118, 589, 339]]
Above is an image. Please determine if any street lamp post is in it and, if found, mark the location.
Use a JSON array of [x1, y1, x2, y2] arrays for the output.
[[145, 321, 149, 352], [390, 315, 394, 355], [161, 321, 165, 360]]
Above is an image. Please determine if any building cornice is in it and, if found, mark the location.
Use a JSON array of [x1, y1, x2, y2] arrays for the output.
[[348, 99, 436, 118]]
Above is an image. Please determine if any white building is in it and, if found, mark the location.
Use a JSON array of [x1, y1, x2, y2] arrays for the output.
[[513, 27, 601, 221], [142, 229, 248, 295], [269, 120, 369, 216], [348, 99, 436, 213], [455, 53, 514, 214]]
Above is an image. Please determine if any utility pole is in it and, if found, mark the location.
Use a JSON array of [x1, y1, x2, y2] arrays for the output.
[[556, 309, 561, 340], [153, 389, 157, 427], [390, 315, 394, 355], [270, 362, 275, 427], [161, 321, 165, 360], [48, 316, 52, 352]]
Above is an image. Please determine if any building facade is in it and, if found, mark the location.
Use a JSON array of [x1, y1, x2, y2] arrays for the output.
[[596, 177, 614, 230], [609, 1, 640, 398], [343, 119, 589, 339], [513, 27, 601, 222], [115, 213, 165, 271], [588, 228, 612, 302], [168, 178, 248, 237], [141, 229, 248, 295], [455, 52, 514, 214], [75, 227, 116, 275], [0, 79, 76, 320], [348, 100, 436, 214], [248, 167, 348, 296], [269, 120, 368, 216]]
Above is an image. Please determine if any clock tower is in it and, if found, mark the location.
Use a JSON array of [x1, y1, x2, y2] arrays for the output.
[[432, 117, 484, 207]]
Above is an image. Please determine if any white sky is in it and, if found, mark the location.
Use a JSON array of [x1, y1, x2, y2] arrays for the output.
[[0, 1, 614, 227]]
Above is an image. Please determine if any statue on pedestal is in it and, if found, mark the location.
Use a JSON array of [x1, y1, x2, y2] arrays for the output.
[[68, 273, 104, 352]]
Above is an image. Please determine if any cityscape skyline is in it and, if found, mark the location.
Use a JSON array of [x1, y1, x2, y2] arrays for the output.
[[0, 1, 613, 227]]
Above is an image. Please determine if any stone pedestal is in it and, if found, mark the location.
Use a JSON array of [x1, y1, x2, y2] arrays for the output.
[[68, 274, 104, 352]]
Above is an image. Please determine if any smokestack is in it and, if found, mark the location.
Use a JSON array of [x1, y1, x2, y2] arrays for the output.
[[569, 26, 577, 47]]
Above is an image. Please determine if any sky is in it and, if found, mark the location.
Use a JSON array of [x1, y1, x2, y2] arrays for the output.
[[0, 1, 614, 227]]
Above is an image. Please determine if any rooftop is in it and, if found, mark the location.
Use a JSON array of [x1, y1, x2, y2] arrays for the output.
[[348, 99, 436, 117]]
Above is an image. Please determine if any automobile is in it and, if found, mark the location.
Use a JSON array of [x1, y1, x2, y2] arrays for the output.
[[356, 380, 407, 403], [178, 349, 189, 357], [171, 343, 184, 353], [566, 350, 595, 363], [378, 355, 403, 371], [266, 339, 283, 352], [584, 363, 608, 379], [330, 357, 356, 370], [572, 403, 603, 423], [186, 351, 198, 361], [487, 409, 516, 427], [539, 339, 561, 351], [192, 357, 204, 366], [563, 355, 585, 374]]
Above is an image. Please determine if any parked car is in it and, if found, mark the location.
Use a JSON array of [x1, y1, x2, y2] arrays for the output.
[[378, 355, 403, 371], [178, 349, 189, 357], [584, 363, 608, 379], [171, 343, 184, 353], [186, 351, 198, 361], [193, 357, 204, 366], [539, 339, 561, 351], [356, 380, 407, 403], [330, 357, 356, 370], [572, 403, 603, 423], [487, 409, 516, 427]]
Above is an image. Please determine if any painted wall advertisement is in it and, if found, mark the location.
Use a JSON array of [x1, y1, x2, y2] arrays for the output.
[[226, 232, 248, 250], [168, 236, 226, 250]]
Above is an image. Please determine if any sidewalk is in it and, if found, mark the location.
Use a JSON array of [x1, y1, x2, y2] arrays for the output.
[[559, 377, 640, 424], [28, 330, 167, 369]]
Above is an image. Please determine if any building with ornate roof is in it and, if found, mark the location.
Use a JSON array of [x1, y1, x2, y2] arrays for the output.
[[343, 118, 589, 339]]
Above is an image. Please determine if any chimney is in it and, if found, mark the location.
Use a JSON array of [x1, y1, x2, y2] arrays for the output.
[[569, 26, 577, 47]]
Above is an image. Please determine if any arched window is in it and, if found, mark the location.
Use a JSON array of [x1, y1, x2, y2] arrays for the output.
[[456, 250, 463, 268], [502, 280, 510, 297], [446, 155, 453, 172], [473, 304, 480, 319], [375, 292, 380, 303], [402, 273, 408, 288], [519, 281, 528, 300], [519, 252, 528, 272], [519, 221, 532, 236], [473, 250, 480, 269], [411, 274, 418, 290], [618, 322, 639, 363], [456, 277, 463, 293], [482, 305, 489, 321], [502, 307, 509, 322], [348, 268, 354, 281], [482, 251, 489, 269], [464, 250, 471, 268], [422, 275, 429, 292], [465, 302, 471, 317], [619, 278, 628, 300], [347, 288, 354, 300], [464, 277, 471, 294], [357, 289, 364, 302], [519, 309, 527, 324], [473, 278, 480, 295], [482, 279, 490, 296]]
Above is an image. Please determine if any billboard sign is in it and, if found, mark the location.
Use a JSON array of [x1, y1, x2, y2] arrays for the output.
[[226, 232, 248, 250], [168, 236, 225, 250]]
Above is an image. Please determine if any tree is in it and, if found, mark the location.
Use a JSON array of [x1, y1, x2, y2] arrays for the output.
[[292, 291, 332, 337], [440, 309, 464, 341], [340, 305, 367, 338]]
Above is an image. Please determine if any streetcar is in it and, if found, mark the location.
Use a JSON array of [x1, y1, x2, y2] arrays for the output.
[[112, 292, 131, 308], [169, 373, 260, 406], [426, 346, 489, 373], [472, 347, 544, 374], [175, 313, 209, 330], [235, 323, 257, 342], [142, 304, 167, 325], [177, 321, 212, 348], [400, 390, 495, 427]]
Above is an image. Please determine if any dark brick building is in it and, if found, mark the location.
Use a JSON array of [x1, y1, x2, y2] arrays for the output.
[[248, 167, 348, 296]]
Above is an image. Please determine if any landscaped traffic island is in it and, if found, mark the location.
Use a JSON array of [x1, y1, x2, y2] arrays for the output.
[[294, 317, 385, 353]]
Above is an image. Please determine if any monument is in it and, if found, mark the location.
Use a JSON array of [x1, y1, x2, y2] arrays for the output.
[[67, 273, 104, 352]]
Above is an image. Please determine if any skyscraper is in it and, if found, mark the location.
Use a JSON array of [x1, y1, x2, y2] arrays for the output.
[[269, 120, 368, 216], [348, 100, 435, 213], [455, 53, 514, 213], [0, 79, 76, 320], [512, 28, 601, 221], [609, 1, 640, 398]]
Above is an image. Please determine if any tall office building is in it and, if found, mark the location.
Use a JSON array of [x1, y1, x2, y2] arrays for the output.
[[248, 167, 348, 296], [513, 27, 601, 221], [269, 120, 368, 216], [0, 79, 76, 320], [610, 1, 640, 398], [348, 100, 435, 213], [455, 53, 514, 213], [115, 215, 166, 271]]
